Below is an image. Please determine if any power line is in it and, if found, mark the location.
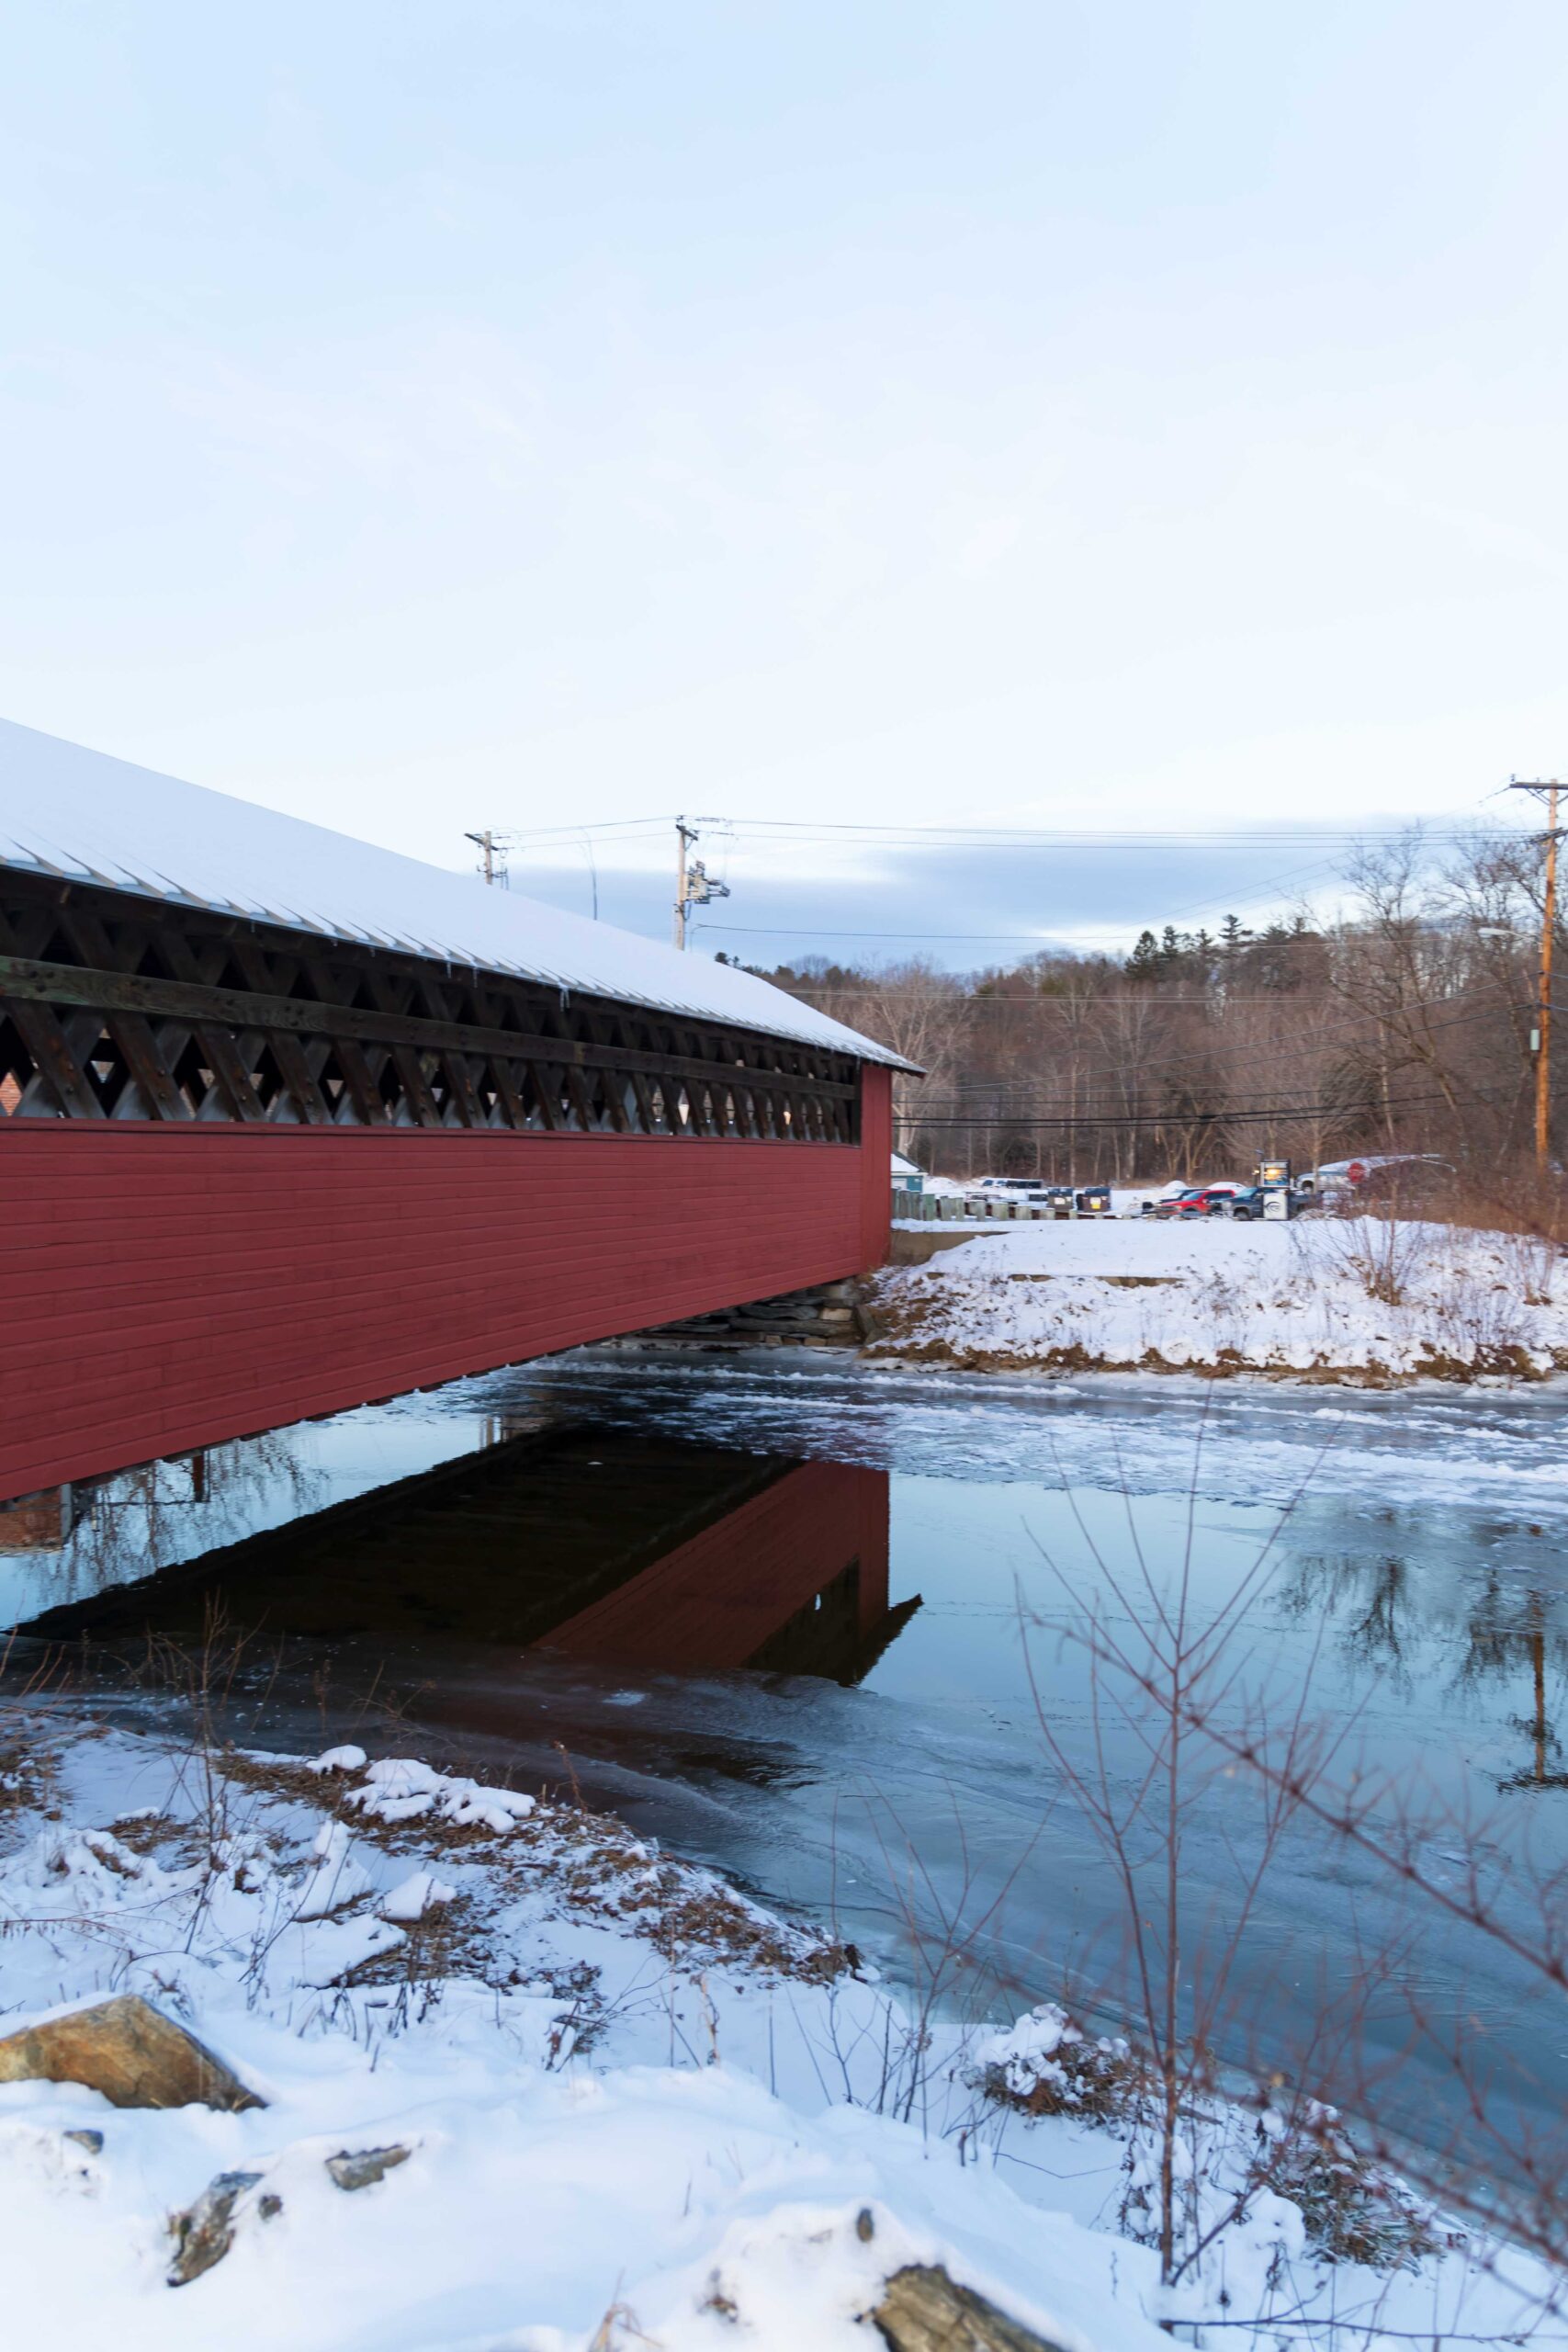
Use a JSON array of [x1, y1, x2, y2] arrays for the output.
[[894, 1092, 1460, 1130], [722, 818, 1529, 849], [484, 810, 1535, 854], [935, 1080, 1446, 1114], [756, 997, 1525, 1094], [776, 986, 1526, 1012], [705, 924, 1071, 940], [705, 906, 1534, 943], [919, 1001, 1529, 1096], [484, 815, 671, 842]]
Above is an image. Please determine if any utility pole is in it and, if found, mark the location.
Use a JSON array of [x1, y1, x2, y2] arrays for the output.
[[465, 829, 499, 886], [673, 817, 696, 949], [672, 815, 729, 949], [1506, 779, 1562, 1170]]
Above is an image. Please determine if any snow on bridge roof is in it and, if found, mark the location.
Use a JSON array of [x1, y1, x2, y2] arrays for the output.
[[0, 720, 913, 1070]]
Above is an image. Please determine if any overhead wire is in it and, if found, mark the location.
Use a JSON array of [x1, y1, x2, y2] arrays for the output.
[[710, 808, 1527, 847], [481, 798, 1533, 855], [478, 794, 1541, 979], [485, 816, 672, 845], [704, 924, 1096, 941], [893, 1001, 1529, 1097], [895, 1098, 1459, 1129]]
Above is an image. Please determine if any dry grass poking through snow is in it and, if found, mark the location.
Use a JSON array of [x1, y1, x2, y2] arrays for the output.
[[969, 2006, 1451, 2278], [0, 1646, 66, 1846], [228, 1745, 856, 1989], [0, 1731, 59, 1837], [869, 1211, 1568, 1383]]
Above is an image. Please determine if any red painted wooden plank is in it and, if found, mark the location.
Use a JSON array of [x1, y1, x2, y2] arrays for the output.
[[0, 1086, 890, 1501]]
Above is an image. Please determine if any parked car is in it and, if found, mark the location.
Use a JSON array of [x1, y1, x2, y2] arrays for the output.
[[966, 1179, 1053, 1210], [1223, 1186, 1269, 1220], [1149, 1182, 1244, 1218], [967, 1177, 1114, 1216], [1142, 1182, 1192, 1216]]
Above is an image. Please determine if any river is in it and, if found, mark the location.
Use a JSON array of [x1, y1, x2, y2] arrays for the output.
[[6, 1350, 1568, 2188]]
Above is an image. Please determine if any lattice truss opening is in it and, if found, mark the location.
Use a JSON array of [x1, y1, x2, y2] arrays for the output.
[[0, 880, 860, 1141]]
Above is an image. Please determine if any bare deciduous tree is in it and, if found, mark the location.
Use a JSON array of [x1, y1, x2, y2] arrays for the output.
[[753, 831, 1564, 1185]]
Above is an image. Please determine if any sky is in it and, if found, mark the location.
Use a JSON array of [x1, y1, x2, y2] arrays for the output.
[[3, 0, 1566, 965]]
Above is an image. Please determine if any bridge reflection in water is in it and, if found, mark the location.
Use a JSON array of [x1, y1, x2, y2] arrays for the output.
[[21, 1427, 912, 1692]]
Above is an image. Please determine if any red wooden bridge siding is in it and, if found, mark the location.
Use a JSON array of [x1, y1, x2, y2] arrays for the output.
[[0, 1065, 892, 1504]]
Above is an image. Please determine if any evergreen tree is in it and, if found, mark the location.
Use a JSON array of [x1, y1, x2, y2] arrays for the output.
[[1124, 928, 1165, 982]]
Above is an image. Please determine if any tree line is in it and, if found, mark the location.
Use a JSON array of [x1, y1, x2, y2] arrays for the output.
[[732, 831, 1562, 1182]]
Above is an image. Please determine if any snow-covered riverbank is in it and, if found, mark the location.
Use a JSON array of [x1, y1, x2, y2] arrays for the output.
[[870, 1216, 1568, 1382], [0, 1716, 1555, 2349]]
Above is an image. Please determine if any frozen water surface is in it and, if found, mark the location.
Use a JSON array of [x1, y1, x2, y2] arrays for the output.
[[7, 1348, 1568, 2179]]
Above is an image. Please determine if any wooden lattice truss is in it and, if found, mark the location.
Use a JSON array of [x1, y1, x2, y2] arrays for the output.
[[0, 875, 860, 1141]]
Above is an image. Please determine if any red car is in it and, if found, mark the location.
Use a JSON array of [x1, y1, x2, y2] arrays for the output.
[[1150, 1183, 1243, 1218]]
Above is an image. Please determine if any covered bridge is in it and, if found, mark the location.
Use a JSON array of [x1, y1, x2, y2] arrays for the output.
[[0, 720, 910, 1504]]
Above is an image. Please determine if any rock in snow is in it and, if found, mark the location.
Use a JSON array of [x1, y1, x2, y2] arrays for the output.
[[0, 1995, 263, 2113], [166, 2170, 282, 2287], [873, 2264, 1070, 2352], [325, 2144, 413, 2192]]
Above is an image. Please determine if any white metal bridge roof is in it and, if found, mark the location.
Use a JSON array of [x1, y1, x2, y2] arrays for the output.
[[0, 719, 911, 1070]]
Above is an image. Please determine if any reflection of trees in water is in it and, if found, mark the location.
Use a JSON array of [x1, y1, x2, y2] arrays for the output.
[[1276, 1548, 1417, 1692], [1275, 1544, 1568, 1774], [1454, 1573, 1568, 1792], [33, 1431, 326, 1611]]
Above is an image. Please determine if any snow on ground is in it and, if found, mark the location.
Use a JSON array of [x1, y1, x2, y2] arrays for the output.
[[874, 1215, 1568, 1380], [0, 1719, 1555, 2350]]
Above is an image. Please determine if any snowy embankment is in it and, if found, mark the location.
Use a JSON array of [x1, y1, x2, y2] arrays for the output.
[[0, 1722, 1548, 2349], [0, 1727, 1168, 2351], [872, 1216, 1568, 1383]]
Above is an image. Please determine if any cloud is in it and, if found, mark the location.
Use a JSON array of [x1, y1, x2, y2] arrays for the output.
[[496, 829, 1373, 970]]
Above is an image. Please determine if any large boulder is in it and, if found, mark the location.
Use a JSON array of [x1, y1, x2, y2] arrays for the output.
[[872, 2265, 1069, 2352], [0, 1994, 263, 2111]]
